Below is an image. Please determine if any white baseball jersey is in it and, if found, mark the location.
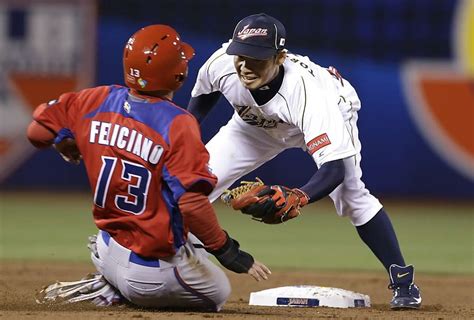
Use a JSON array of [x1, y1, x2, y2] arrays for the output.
[[192, 42, 357, 168], [192, 42, 382, 226]]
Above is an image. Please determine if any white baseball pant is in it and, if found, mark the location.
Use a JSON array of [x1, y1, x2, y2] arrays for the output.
[[91, 230, 231, 311], [206, 115, 382, 226]]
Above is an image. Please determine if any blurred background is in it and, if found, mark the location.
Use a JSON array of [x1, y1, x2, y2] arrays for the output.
[[1, 0, 473, 199]]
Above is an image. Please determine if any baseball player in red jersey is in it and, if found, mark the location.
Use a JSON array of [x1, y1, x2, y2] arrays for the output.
[[27, 24, 270, 311], [188, 13, 421, 309]]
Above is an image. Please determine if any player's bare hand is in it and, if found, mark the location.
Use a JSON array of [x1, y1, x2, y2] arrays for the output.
[[54, 138, 82, 165], [248, 260, 271, 281]]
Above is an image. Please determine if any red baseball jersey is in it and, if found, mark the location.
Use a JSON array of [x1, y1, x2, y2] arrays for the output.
[[32, 85, 218, 258]]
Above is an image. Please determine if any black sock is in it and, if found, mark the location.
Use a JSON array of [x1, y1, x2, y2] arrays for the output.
[[356, 208, 405, 272]]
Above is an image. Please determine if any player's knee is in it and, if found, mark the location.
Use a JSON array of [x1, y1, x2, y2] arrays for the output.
[[213, 275, 232, 311]]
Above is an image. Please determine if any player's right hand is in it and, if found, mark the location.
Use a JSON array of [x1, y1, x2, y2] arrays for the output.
[[54, 138, 82, 165], [248, 260, 271, 281]]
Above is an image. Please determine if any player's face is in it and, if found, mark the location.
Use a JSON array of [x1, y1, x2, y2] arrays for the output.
[[233, 55, 280, 90]]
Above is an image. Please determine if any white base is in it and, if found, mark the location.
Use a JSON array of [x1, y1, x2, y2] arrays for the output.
[[249, 285, 371, 308]]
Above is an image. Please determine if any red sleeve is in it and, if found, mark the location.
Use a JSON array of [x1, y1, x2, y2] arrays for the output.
[[165, 113, 217, 195], [26, 86, 110, 148], [26, 93, 79, 148], [178, 191, 227, 251], [32, 92, 79, 134]]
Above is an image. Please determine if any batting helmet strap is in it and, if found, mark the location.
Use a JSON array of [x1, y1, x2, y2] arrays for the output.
[[123, 25, 194, 92]]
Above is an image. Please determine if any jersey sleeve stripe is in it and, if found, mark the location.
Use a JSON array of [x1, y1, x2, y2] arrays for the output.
[[277, 92, 291, 116], [300, 76, 308, 132], [217, 72, 237, 90], [205, 52, 226, 79]]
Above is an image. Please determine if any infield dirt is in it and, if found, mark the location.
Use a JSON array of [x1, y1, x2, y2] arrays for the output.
[[1, 261, 472, 319]]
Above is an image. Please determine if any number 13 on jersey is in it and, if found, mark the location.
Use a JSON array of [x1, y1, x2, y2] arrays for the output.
[[94, 156, 151, 215]]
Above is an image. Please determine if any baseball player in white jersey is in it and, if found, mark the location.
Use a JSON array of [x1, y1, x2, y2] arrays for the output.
[[188, 13, 421, 309]]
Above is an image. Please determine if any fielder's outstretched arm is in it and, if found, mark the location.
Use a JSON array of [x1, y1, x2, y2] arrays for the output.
[[187, 92, 223, 123], [299, 159, 345, 203]]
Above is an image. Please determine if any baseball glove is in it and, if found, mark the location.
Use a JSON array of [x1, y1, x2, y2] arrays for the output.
[[221, 178, 309, 224]]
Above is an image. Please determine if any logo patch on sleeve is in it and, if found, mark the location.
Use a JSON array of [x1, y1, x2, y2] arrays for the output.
[[307, 133, 331, 155], [47, 99, 58, 107]]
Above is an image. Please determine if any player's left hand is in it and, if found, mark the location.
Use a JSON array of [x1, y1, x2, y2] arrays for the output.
[[54, 129, 82, 165], [221, 178, 309, 224]]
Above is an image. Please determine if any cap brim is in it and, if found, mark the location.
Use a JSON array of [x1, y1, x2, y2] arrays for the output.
[[226, 40, 276, 60], [181, 42, 195, 61]]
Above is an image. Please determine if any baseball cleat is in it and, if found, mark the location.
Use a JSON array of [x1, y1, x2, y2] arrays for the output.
[[388, 264, 422, 309], [36, 272, 122, 306]]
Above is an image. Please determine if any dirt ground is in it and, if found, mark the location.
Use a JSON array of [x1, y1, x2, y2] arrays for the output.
[[0, 261, 472, 319]]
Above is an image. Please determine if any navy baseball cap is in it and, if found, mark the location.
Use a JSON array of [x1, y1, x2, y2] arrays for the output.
[[226, 13, 286, 60]]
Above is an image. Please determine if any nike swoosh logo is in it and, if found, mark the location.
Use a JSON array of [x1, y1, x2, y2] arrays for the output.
[[397, 272, 410, 278], [413, 297, 422, 303]]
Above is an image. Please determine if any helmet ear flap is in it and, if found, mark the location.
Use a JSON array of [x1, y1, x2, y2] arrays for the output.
[[123, 25, 194, 92]]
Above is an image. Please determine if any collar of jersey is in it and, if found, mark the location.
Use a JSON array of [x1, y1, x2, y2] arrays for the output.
[[128, 89, 169, 104]]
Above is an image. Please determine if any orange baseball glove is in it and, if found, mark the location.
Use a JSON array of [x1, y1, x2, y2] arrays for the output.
[[221, 178, 309, 224]]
